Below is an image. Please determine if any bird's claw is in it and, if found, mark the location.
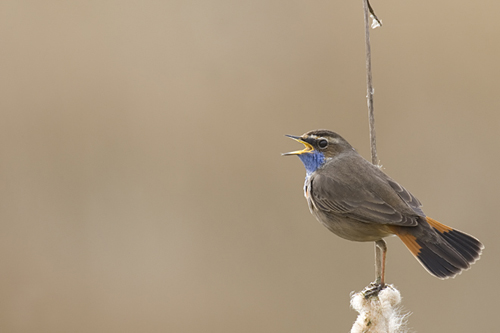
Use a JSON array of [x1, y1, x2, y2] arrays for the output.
[[362, 282, 386, 299]]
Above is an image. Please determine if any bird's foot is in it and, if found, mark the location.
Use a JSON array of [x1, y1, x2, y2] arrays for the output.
[[362, 282, 386, 299]]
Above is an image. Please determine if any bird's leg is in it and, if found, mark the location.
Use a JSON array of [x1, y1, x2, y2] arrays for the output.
[[363, 239, 387, 298], [375, 239, 387, 285]]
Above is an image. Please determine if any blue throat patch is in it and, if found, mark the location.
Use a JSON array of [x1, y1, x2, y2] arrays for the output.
[[298, 150, 325, 176]]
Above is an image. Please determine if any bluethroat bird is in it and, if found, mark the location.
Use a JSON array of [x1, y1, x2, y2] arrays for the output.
[[284, 129, 483, 283]]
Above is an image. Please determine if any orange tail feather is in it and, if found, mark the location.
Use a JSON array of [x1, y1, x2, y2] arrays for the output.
[[391, 218, 483, 279]]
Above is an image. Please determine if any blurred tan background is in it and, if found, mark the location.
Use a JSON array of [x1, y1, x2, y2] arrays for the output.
[[1, 1, 498, 332]]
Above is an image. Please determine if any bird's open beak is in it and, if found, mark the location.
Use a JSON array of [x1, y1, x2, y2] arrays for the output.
[[282, 135, 314, 156]]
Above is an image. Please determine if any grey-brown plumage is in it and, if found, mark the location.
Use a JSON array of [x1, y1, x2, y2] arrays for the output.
[[284, 129, 483, 279]]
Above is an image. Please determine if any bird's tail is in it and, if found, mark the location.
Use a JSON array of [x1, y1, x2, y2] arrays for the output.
[[393, 217, 483, 279]]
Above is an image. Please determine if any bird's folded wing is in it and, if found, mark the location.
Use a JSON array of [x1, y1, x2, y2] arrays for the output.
[[309, 163, 424, 227]]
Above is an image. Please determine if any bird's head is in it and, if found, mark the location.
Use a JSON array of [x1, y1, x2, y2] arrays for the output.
[[283, 129, 353, 174]]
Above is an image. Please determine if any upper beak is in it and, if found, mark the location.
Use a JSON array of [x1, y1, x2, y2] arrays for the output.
[[282, 135, 314, 156]]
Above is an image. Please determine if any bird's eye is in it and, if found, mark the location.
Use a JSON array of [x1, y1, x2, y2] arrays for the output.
[[318, 139, 328, 149]]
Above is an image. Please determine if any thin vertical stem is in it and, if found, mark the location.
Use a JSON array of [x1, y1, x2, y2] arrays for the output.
[[363, 0, 384, 287], [362, 0, 378, 165]]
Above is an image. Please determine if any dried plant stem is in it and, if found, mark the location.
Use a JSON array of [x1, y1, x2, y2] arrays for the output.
[[349, 4, 411, 332], [363, 0, 378, 166], [362, 0, 385, 287]]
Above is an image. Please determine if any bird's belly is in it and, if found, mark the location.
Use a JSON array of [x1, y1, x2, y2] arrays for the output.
[[312, 209, 393, 242]]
